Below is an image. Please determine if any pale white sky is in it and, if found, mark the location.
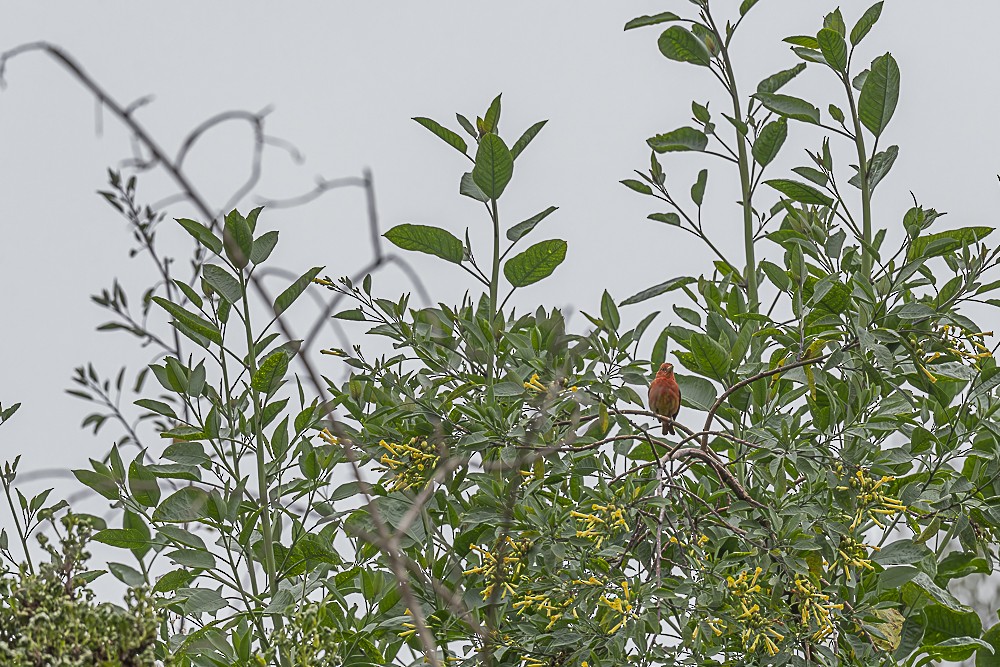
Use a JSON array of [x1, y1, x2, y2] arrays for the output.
[[2, 2, 999, 523]]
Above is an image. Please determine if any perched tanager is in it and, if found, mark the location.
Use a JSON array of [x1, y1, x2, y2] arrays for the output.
[[648, 362, 681, 435]]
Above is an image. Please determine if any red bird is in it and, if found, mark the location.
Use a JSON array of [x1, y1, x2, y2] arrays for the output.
[[648, 362, 681, 435]]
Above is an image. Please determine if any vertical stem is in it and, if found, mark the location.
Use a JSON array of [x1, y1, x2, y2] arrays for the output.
[[845, 81, 873, 278], [2, 476, 33, 575], [239, 274, 287, 664], [714, 27, 758, 313], [487, 198, 501, 391]]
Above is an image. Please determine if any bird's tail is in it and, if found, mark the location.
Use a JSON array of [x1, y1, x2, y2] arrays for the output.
[[661, 419, 674, 436]]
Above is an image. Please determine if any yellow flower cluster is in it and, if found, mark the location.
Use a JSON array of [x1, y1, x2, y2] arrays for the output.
[[512, 585, 578, 631], [572, 502, 631, 549], [375, 437, 440, 492], [839, 469, 907, 530], [792, 574, 843, 641], [837, 535, 878, 580], [599, 580, 638, 634], [727, 567, 784, 656], [463, 537, 531, 601], [917, 324, 993, 381], [523, 373, 578, 394]]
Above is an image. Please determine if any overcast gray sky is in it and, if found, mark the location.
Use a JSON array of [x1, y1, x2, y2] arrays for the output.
[[2, 2, 999, 509]]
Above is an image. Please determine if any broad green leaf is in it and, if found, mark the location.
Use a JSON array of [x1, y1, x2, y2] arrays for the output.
[[252, 350, 290, 393], [245, 206, 263, 232], [851, 2, 884, 45], [384, 224, 464, 263], [648, 127, 708, 153], [677, 374, 717, 411], [624, 12, 681, 30], [73, 469, 119, 500], [752, 118, 788, 167], [128, 460, 161, 508], [177, 587, 227, 615], [412, 117, 468, 155], [151, 297, 222, 346], [649, 213, 681, 226], [202, 264, 242, 305], [793, 166, 829, 187], [176, 218, 223, 255], [223, 209, 253, 269], [905, 572, 972, 613], [134, 398, 177, 419], [92, 528, 149, 550], [691, 169, 708, 207], [472, 133, 513, 199], [507, 206, 558, 242], [658, 26, 712, 66], [765, 179, 834, 206], [250, 230, 279, 265], [817, 28, 848, 71], [622, 179, 653, 195], [754, 93, 820, 124], [510, 120, 547, 160], [739, 0, 760, 16], [483, 94, 502, 134], [333, 308, 367, 321], [690, 333, 731, 380], [823, 8, 846, 36], [756, 63, 807, 95], [849, 145, 898, 190], [504, 239, 567, 288], [978, 623, 1000, 667], [345, 496, 426, 547], [873, 539, 934, 569], [157, 525, 207, 550], [108, 562, 145, 587], [620, 277, 695, 306], [859, 53, 900, 137], [460, 172, 489, 202], [153, 487, 212, 523], [153, 568, 193, 593], [783, 35, 820, 49], [274, 266, 324, 315], [601, 290, 620, 330], [908, 227, 994, 261]]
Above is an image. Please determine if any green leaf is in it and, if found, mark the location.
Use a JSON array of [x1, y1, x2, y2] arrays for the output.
[[109, 562, 145, 587], [153, 568, 193, 594], [483, 94, 502, 134], [823, 8, 846, 35], [412, 117, 468, 155], [333, 308, 367, 321], [504, 240, 567, 288], [620, 277, 695, 306], [648, 127, 708, 153], [128, 461, 161, 508], [472, 133, 514, 199], [384, 224, 464, 264], [908, 227, 994, 262], [649, 213, 681, 226], [690, 333, 731, 380], [621, 179, 653, 195], [978, 623, 1000, 667], [151, 297, 222, 346], [153, 487, 212, 523], [783, 35, 820, 49], [752, 118, 787, 167], [739, 0, 760, 16], [601, 291, 620, 331], [851, 2, 884, 45], [753, 93, 820, 124], [765, 179, 834, 206], [905, 572, 972, 613], [252, 350, 290, 393], [624, 12, 681, 30], [460, 171, 489, 202], [177, 587, 227, 615], [202, 264, 242, 305], [274, 266, 324, 315], [223, 209, 253, 269], [658, 26, 712, 66], [691, 169, 708, 207], [92, 528, 149, 550], [817, 28, 848, 71], [507, 206, 558, 242], [849, 144, 898, 190], [250, 230, 279, 265], [873, 539, 934, 569], [176, 218, 223, 255], [756, 63, 807, 95], [134, 398, 176, 419], [677, 374, 717, 411], [73, 467, 119, 499], [510, 120, 547, 160], [859, 53, 900, 137]]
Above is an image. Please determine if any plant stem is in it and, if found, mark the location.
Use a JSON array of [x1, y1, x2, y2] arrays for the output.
[[488, 198, 501, 391], [239, 273, 287, 664], [2, 476, 33, 575], [713, 13, 758, 313], [845, 81, 873, 278]]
